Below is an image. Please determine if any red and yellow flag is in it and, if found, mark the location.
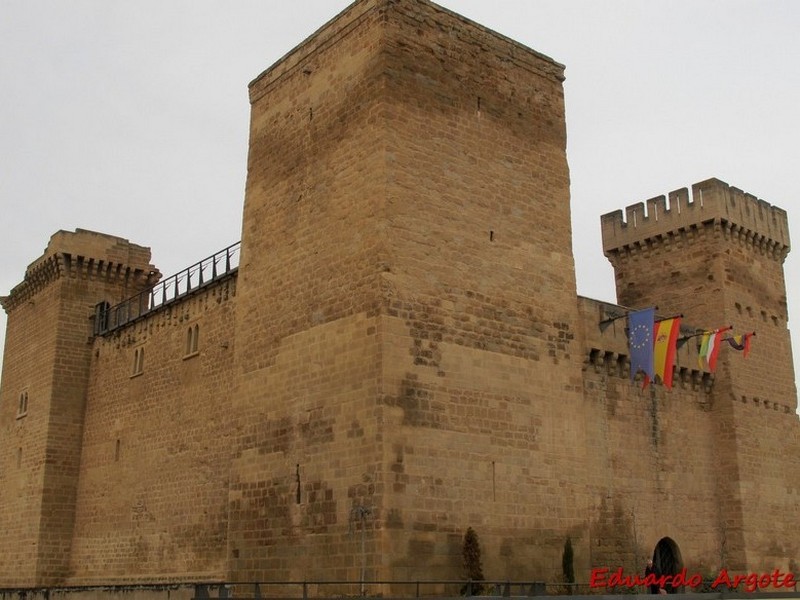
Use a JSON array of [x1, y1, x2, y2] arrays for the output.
[[725, 332, 755, 358], [653, 317, 681, 388]]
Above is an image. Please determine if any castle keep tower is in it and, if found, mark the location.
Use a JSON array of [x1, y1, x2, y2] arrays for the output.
[[229, 0, 586, 583], [1, 0, 799, 590], [0, 230, 157, 586], [601, 178, 797, 571]]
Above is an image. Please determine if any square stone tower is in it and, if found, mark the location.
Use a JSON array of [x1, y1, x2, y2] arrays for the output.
[[228, 0, 587, 583], [602, 179, 797, 571], [0, 230, 157, 586], [1, 0, 798, 589]]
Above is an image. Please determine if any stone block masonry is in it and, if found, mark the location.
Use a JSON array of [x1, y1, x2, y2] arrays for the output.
[[601, 178, 790, 256], [68, 276, 236, 584], [0, 230, 157, 586], [602, 177, 798, 573], [234, 0, 587, 585], [0, 0, 799, 590]]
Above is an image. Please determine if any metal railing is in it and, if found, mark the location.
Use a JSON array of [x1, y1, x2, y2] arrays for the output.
[[196, 580, 550, 599], [190, 579, 800, 597], [95, 242, 240, 335], [2, 579, 799, 599]]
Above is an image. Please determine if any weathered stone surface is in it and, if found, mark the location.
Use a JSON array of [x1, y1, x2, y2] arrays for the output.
[[0, 0, 797, 590]]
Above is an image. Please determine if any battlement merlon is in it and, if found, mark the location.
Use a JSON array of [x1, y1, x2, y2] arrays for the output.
[[601, 178, 791, 260], [1, 229, 161, 314]]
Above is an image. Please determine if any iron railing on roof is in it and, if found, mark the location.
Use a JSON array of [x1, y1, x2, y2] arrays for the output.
[[94, 241, 240, 335]]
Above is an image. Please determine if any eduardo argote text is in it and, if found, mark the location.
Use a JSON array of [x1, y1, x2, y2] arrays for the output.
[[590, 567, 797, 593]]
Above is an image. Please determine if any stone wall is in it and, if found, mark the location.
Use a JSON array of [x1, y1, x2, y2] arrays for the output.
[[579, 297, 720, 576], [229, 0, 388, 583], [0, 230, 156, 586], [602, 178, 799, 572], [231, 0, 587, 585], [0, 0, 798, 590], [68, 277, 236, 584]]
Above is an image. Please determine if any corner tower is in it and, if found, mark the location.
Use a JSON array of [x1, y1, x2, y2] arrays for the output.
[[230, 0, 586, 584], [0, 229, 157, 586], [601, 178, 798, 571]]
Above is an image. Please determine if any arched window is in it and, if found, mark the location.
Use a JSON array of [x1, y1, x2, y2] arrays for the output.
[[185, 324, 199, 357]]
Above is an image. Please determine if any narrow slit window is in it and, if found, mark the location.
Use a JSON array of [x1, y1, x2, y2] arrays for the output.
[[17, 390, 28, 418]]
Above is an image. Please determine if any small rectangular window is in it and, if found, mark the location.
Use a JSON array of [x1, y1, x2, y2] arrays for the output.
[[131, 347, 144, 377], [16, 389, 29, 419], [93, 301, 110, 335]]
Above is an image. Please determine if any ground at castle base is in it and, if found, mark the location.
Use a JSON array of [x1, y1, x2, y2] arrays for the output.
[[2, 582, 800, 600]]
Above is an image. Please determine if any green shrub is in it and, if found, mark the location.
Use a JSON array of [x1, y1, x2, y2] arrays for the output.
[[461, 527, 485, 596]]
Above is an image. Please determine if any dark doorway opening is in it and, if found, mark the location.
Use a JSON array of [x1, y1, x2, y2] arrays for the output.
[[653, 537, 683, 593]]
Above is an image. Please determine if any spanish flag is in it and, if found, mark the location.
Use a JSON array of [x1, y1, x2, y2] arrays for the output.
[[653, 316, 681, 388]]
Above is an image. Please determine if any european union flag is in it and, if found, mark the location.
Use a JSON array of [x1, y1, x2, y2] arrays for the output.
[[628, 308, 655, 384]]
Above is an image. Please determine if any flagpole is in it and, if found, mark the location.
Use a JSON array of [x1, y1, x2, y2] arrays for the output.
[[598, 311, 626, 332], [677, 324, 733, 349], [599, 306, 660, 332]]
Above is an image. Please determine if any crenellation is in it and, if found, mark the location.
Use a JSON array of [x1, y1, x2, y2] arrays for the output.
[[602, 178, 791, 257], [1, 0, 799, 590], [579, 298, 719, 389], [645, 195, 667, 222], [667, 186, 690, 213]]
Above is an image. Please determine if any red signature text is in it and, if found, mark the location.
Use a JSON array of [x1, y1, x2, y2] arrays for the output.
[[589, 567, 797, 593]]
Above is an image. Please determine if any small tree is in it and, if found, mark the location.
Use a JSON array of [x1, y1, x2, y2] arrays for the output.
[[562, 537, 575, 594], [461, 527, 485, 595]]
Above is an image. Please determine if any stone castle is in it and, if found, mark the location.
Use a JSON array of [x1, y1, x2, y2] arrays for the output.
[[1, 0, 797, 590]]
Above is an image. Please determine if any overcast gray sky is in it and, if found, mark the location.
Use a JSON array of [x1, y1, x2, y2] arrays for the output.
[[1, 0, 798, 397]]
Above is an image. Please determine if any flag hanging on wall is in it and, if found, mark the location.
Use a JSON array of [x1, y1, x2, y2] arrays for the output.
[[698, 326, 733, 373], [653, 316, 682, 389], [725, 332, 755, 358], [628, 308, 655, 386]]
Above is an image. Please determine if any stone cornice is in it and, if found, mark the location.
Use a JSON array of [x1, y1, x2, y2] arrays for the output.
[[1, 251, 158, 314], [1, 253, 62, 313], [605, 218, 789, 265]]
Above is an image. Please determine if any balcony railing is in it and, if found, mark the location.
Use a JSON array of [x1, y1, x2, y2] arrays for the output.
[[95, 241, 240, 335]]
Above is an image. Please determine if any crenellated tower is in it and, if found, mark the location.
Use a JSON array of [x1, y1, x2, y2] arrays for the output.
[[2, 1, 800, 589], [0, 229, 158, 586], [601, 178, 797, 571]]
